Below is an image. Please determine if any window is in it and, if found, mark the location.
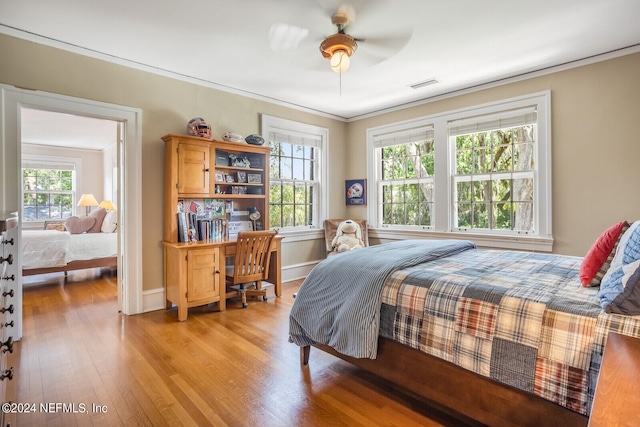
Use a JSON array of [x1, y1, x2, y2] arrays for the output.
[[262, 115, 327, 231], [367, 92, 552, 249], [23, 167, 75, 221], [22, 156, 81, 222], [450, 108, 537, 233], [375, 127, 435, 228]]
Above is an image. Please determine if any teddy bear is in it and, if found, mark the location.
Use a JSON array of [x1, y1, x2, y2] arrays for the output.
[[331, 219, 365, 253]]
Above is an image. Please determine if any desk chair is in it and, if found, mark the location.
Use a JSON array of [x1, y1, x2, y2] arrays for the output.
[[226, 230, 277, 308]]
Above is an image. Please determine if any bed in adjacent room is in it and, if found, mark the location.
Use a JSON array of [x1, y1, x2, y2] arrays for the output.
[[289, 220, 640, 427], [22, 208, 118, 276]]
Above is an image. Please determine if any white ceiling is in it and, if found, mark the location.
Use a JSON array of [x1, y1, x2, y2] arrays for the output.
[[2, 0, 640, 127], [21, 108, 118, 150]]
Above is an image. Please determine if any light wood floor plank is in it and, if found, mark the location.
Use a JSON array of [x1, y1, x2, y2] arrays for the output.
[[8, 269, 481, 426]]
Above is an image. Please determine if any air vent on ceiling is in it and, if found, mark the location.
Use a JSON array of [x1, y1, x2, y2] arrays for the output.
[[409, 78, 439, 89]]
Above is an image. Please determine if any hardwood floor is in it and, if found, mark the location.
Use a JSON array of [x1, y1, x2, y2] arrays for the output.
[[8, 270, 482, 427]]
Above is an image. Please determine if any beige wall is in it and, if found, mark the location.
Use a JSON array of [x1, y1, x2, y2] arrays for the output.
[[2, 34, 639, 294], [0, 34, 347, 292], [348, 52, 640, 256]]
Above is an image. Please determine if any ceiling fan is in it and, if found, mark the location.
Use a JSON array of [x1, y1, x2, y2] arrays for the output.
[[269, 3, 412, 74], [319, 6, 359, 73]]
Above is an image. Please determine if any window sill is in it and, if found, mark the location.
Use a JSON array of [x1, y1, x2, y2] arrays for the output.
[[369, 228, 554, 252], [272, 227, 324, 242]]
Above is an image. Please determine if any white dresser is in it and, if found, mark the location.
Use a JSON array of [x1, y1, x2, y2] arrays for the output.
[[0, 212, 17, 421]]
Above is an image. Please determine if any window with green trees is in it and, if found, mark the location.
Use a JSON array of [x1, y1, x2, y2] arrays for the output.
[[367, 92, 551, 244], [23, 167, 75, 221], [377, 129, 435, 228], [269, 138, 317, 229], [452, 124, 535, 233], [263, 115, 327, 231]]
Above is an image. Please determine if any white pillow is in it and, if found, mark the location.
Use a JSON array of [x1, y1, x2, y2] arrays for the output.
[[101, 210, 117, 233]]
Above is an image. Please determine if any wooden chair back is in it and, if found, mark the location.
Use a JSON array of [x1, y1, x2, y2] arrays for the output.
[[230, 230, 277, 285]]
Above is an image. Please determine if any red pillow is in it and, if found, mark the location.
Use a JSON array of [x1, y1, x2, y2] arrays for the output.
[[580, 221, 628, 287]]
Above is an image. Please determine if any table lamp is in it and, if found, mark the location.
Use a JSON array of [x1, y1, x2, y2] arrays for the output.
[[98, 200, 117, 211], [77, 193, 98, 215]]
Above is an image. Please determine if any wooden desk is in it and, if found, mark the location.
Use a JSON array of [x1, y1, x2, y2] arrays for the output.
[[589, 332, 640, 426], [163, 235, 283, 321]]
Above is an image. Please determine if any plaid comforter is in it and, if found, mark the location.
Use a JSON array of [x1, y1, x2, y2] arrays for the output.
[[378, 248, 640, 415]]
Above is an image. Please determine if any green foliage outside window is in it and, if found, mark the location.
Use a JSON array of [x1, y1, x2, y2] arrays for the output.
[[454, 126, 535, 232], [269, 141, 316, 229], [22, 168, 75, 221], [380, 140, 434, 227]]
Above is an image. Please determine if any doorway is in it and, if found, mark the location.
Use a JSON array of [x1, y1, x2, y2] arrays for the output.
[[0, 84, 143, 340], [20, 108, 122, 302]]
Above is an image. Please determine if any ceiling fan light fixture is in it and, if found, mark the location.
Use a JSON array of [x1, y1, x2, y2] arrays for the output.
[[330, 49, 350, 73], [320, 32, 357, 73]]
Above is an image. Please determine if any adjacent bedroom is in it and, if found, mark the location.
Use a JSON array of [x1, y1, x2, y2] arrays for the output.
[[20, 108, 120, 281]]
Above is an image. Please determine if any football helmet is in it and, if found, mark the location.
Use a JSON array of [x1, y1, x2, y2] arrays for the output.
[[187, 117, 212, 139]]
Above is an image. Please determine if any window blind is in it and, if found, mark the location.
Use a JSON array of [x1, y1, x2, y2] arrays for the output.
[[22, 160, 76, 170], [448, 107, 537, 136], [269, 131, 322, 148], [373, 126, 434, 149]]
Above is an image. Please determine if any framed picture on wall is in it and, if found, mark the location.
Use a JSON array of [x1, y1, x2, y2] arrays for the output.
[[345, 179, 366, 205]]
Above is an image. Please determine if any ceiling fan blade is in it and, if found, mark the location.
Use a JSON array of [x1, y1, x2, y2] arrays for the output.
[[269, 23, 311, 51], [354, 29, 413, 66]]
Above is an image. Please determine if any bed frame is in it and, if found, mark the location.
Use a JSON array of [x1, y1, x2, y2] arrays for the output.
[[301, 338, 588, 427], [22, 256, 117, 277]]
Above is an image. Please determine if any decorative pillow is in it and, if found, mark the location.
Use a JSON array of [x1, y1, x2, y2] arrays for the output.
[[580, 221, 629, 287], [45, 222, 66, 232], [101, 210, 117, 233], [88, 208, 107, 233], [64, 216, 96, 234], [599, 222, 640, 315]]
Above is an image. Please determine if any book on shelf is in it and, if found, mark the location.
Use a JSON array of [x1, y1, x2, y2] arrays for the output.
[[188, 212, 198, 241], [177, 212, 189, 242], [210, 218, 228, 240]]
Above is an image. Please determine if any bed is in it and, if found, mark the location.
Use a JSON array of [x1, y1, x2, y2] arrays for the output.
[[22, 229, 117, 276], [289, 226, 640, 426]]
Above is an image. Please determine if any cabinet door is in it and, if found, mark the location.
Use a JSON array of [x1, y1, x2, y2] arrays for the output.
[[187, 248, 220, 302], [178, 143, 210, 194]]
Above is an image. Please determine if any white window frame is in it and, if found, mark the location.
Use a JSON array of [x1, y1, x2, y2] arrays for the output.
[[262, 115, 328, 237], [367, 91, 552, 251], [21, 154, 83, 223], [373, 125, 436, 230]]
